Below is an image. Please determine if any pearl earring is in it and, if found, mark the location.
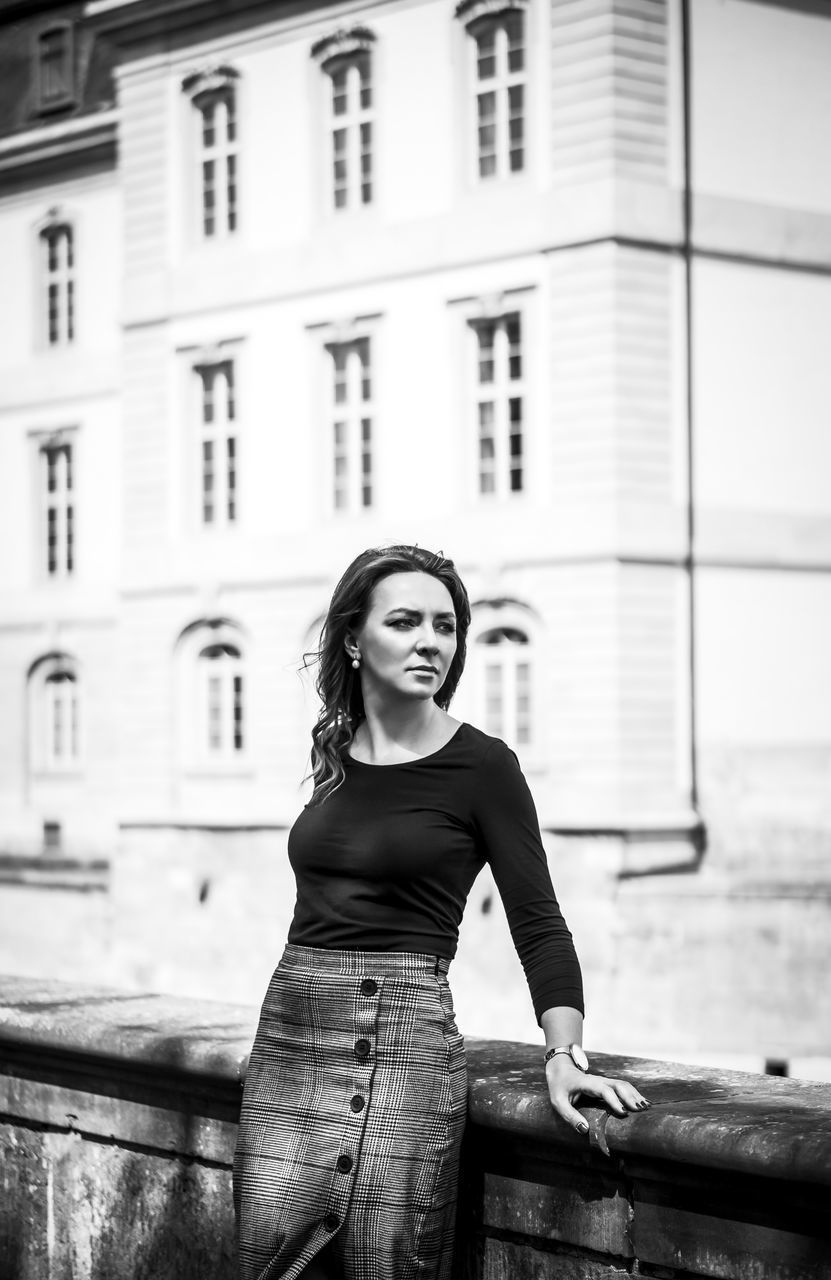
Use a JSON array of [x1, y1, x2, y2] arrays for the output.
[[351, 655, 360, 670]]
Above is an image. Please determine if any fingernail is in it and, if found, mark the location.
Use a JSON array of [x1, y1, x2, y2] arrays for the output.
[[576, 1122, 589, 1134]]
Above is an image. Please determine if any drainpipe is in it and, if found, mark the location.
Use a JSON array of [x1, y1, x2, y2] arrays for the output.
[[681, 0, 701, 829]]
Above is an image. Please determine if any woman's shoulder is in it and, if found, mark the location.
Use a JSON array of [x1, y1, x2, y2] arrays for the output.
[[454, 722, 518, 770]]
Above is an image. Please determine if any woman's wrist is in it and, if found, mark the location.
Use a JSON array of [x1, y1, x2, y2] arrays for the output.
[[544, 1043, 589, 1073]]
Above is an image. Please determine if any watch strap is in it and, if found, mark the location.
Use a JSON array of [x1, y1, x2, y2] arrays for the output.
[[543, 1044, 589, 1072]]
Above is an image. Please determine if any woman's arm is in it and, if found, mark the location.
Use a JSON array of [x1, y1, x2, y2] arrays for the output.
[[540, 1005, 650, 1133], [472, 741, 651, 1130]]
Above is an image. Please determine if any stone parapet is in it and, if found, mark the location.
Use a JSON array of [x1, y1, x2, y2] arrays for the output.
[[1, 976, 830, 1278]]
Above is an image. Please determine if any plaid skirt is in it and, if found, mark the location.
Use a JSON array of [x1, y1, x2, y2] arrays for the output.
[[233, 945, 468, 1280]]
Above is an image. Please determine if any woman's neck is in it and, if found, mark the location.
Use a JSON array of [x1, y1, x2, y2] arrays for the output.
[[351, 702, 456, 765]]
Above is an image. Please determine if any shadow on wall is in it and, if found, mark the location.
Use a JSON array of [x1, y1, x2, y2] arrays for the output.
[[84, 1149, 236, 1280]]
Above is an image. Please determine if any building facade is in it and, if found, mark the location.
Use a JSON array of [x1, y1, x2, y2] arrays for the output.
[[1, 0, 830, 1065]]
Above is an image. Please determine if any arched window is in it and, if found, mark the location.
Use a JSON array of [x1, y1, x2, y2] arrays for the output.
[[175, 618, 249, 771], [183, 66, 239, 239], [40, 220, 74, 346], [28, 653, 81, 773], [312, 29, 376, 212], [464, 602, 539, 754], [478, 626, 532, 746], [456, 1, 527, 180]]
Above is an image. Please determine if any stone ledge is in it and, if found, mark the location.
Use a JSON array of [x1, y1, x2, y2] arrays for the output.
[[2, 975, 830, 1187], [0, 975, 253, 1083], [467, 1039, 831, 1187], [3, 975, 831, 1279]]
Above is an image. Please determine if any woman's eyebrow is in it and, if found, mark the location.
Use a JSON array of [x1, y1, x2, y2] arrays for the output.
[[385, 607, 456, 620]]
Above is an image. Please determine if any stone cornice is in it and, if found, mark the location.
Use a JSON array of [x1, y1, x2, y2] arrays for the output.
[[181, 63, 240, 99], [0, 109, 118, 180], [310, 25, 376, 66], [86, 0, 303, 47], [454, 0, 526, 24]]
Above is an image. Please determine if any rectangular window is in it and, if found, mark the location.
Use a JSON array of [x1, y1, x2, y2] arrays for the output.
[[36, 24, 75, 113], [474, 12, 525, 180], [515, 660, 531, 744], [40, 440, 74, 577], [474, 312, 524, 498], [208, 674, 222, 751], [196, 361, 237, 528], [328, 53, 373, 211], [484, 661, 503, 736], [233, 673, 244, 751], [201, 653, 244, 759], [198, 92, 237, 238], [42, 226, 74, 346], [328, 338, 373, 512], [46, 675, 78, 765]]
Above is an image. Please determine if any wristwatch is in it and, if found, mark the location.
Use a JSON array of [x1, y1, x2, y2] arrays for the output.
[[543, 1043, 589, 1072]]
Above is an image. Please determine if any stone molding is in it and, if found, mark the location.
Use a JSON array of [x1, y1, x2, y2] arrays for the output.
[[454, 0, 527, 25], [0, 109, 117, 178], [181, 64, 239, 102], [310, 26, 376, 68]]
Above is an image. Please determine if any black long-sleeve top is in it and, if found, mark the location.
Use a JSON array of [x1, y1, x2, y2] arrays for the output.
[[287, 721, 584, 1023]]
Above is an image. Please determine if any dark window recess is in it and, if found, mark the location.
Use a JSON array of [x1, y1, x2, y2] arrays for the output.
[[43, 821, 61, 851], [36, 25, 76, 113]]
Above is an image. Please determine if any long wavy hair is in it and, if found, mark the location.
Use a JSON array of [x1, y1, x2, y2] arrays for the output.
[[305, 544, 471, 805]]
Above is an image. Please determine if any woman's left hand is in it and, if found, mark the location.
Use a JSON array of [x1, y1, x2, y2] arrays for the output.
[[545, 1056, 650, 1135]]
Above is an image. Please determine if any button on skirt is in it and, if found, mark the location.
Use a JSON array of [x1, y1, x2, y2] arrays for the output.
[[233, 945, 468, 1280]]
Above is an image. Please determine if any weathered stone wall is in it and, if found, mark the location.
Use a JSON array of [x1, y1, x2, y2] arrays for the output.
[[1, 977, 830, 1279]]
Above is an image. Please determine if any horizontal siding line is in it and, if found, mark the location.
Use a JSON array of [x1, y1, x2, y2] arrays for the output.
[[552, 1, 665, 27], [551, 40, 661, 69], [616, 261, 673, 277], [120, 107, 167, 124], [549, 95, 667, 124], [550, 116, 665, 145], [550, 60, 665, 90], [551, 81, 666, 111], [549, 134, 617, 156], [552, 1, 667, 24], [123, 193, 167, 208], [551, 53, 666, 84], [549, 137, 663, 164], [121, 136, 168, 156], [613, 346, 673, 364], [121, 123, 167, 140], [612, 127, 667, 149], [613, 320, 673, 340], [551, 11, 667, 40], [551, 32, 667, 64]]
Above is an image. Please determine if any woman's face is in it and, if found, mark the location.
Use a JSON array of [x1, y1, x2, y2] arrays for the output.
[[350, 571, 458, 707]]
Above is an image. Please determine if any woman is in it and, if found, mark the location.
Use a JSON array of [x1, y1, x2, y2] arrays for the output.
[[233, 544, 649, 1280]]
